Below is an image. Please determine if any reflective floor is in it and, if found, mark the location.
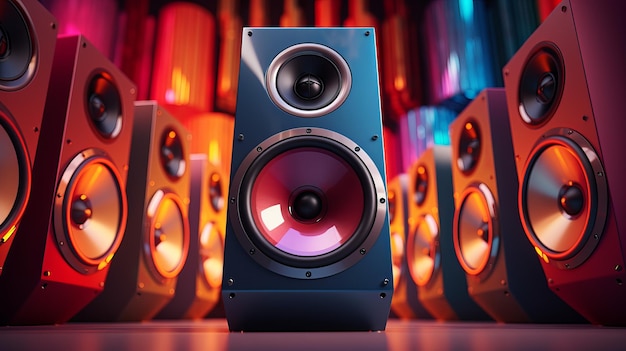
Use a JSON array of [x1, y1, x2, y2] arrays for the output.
[[3, 319, 626, 351]]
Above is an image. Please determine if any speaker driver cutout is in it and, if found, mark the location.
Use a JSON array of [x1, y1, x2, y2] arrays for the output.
[[53, 149, 126, 273], [453, 183, 498, 277], [0, 0, 36, 89], [230, 127, 386, 279], [518, 43, 564, 126], [86, 72, 123, 139], [407, 214, 439, 287], [413, 165, 428, 206], [199, 221, 224, 289], [209, 171, 224, 212], [266, 43, 352, 117], [0, 113, 30, 241], [521, 129, 608, 269], [456, 120, 481, 174], [160, 128, 186, 180]]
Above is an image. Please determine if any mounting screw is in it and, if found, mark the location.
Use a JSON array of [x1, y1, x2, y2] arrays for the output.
[[249, 248, 256, 255], [383, 278, 390, 286], [379, 198, 386, 204], [306, 128, 312, 134], [355, 146, 361, 152], [360, 248, 366, 255], [306, 271, 312, 278], [228, 278, 235, 286], [238, 133, 245, 141], [371, 135, 378, 141], [365, 30, 370, 36], [248, 31, 253, 37], [615, 265, 623, 272]]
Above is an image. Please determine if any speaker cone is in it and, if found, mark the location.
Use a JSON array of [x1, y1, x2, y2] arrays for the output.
[[145, 189, 189, 280], [199, 221, 224, 289], [160, 128, 186, 180], [0, 112, 30, 242], [0, 0, 36, 89], [453, 184, 498, 277], [266, 43, 352, 117], [86, 72, 123, 139], [518, 43, 564, 125], [53, 149, 126, 273], [407, 214, 439, 286], [456, 120, 481, 174], [520, 129, 608, 269], [230, 127, 387, 279]]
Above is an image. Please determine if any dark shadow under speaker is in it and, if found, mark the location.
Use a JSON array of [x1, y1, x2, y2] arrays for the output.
[[449, 88, 585, 323], [388, 174, 432, 320], [73, 101, 191, 322], [0, 34, 136, 325], [503, 0, 626, 325], [222, 27, 392, 331], [0, 0, 57, 277], [156, 154, 225, 319], [406, 146, 490, 321]]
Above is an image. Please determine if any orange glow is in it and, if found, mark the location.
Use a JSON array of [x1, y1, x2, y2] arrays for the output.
[[1, 225, 17, 243], [168, 131, 177, 139], [216, 0, 242, 114], [280, 0, 305, 27], [417, 166, 426, 175], [184, 112, 235, 179], [315, 0, 341, 26], [151, 3, 215, 119], [465, 122, 473, 130]]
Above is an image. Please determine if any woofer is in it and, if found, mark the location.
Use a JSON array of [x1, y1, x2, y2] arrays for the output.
[[229, 127, 386, 279], [520, 128, 607, 269], [407, 214, 439, 287], [145, 189, 189, 280], [453, 183, 498, 277], [53, 148, 126, 273], [0, 111, 29, 243]]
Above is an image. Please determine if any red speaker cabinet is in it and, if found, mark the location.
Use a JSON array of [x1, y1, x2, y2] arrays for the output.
[[450, 88, 584, 323], [0, 0, 57, 277], [156, 154, 226, 319], [0, 34, 136, 325], [503, 0, 626, 325], [406, 146, 490, 321], [73, 101, 191, 322], [388, 174, 432, 320]]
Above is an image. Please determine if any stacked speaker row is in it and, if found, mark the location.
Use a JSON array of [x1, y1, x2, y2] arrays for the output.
[[390, 0, 626, 326], [0, 0, 227, 325]]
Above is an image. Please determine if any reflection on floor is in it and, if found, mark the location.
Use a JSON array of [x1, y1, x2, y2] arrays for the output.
[[2, 318, 626, 351]]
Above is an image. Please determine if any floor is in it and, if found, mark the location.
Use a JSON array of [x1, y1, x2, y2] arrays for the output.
[[2, 319, 626, 351]]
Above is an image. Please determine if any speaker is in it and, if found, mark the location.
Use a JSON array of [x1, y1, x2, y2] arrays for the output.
[[406, 146, 490, 321], [0, 34, 136, 325], [156, 154, 225, 319], [0, 0, 57, 276], [73, 101, 191, 322], [503, 0, 626, 325], [450, 88, 585, 323], [222, 27, 392, 331], [388, 174, 432, 320]]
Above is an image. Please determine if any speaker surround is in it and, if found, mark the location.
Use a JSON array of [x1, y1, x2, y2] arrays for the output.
[[0, 0, 57, 276], [503, 0, 626, 325], [0, 34, 135, 325], [222, 27, 392, 331]]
